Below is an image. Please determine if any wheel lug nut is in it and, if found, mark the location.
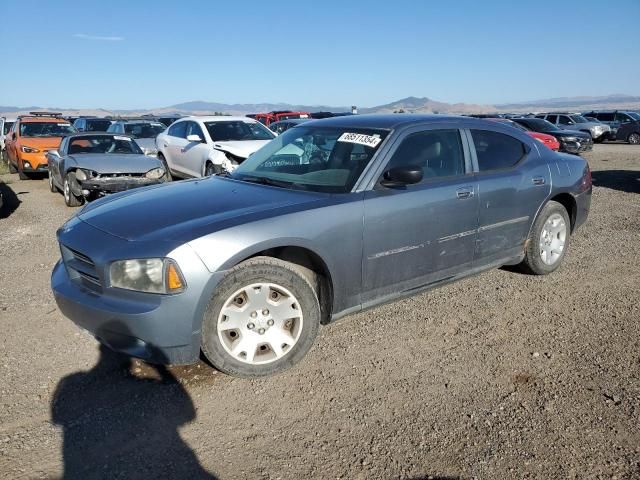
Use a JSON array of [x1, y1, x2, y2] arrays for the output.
[[247, 323, 255, 330], [267, 319, 274, 326], [262, 309, 269, 315], [250, 311, 257, 318], [258, 328, 265, 335]]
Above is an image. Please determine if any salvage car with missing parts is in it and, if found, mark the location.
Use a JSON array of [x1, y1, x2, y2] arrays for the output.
[[47, 133, 168, 207], [51, 115, 591, 377]]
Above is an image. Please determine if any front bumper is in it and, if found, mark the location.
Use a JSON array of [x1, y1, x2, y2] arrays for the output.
[[559, 138, 593, 155], [75, 177, 165, 197], [51, 219, 224, 364], [19, 151, 49, 170]]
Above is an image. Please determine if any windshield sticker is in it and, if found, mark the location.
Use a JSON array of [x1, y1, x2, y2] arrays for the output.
[[114, 135, 131, 141], [337, 132, 382, 148], [57, 123, 69, 126]]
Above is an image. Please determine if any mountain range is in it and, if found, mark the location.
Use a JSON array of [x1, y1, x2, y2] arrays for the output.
[[1, 94, 639, 117]]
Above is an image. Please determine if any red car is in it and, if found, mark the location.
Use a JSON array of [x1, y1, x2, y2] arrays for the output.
[[247, 111, 310, 127], [487, 118, 560, 151]]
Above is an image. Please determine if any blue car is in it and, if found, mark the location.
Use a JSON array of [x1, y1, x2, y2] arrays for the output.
[[52, 115, 591, 377]]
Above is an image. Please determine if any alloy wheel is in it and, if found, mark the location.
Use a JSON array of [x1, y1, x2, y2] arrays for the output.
[[539, 213, 567, 265], [629, 133, 640, 145], [217, 282, 303, 365]]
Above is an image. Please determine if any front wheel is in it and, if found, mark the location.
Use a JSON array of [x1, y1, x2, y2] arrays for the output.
[[48, 171, 57, 192], [628, 132, 640, 145], [201, 257, 321, 377], [63, 173, 84, 207], [158, 153, 172, 182], [520, 201, 570, 275]]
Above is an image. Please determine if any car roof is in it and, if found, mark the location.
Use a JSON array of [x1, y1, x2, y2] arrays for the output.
[[297, 113, 473, 130], [66, 132, 134, 138], [271, 118, 311, 125], [113, 119, 163, 124], [20, 117, 70, 123], [180, 115, 259, 123]]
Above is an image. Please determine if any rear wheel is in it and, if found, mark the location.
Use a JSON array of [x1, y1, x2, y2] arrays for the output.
[[520, 201, 570, 275], [63, 173, 84, 207], [628, 132, 640, 145], [201, 257, 321, 377]]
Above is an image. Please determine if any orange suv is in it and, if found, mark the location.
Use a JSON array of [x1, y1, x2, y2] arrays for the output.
[[5, 112, 76, 179]]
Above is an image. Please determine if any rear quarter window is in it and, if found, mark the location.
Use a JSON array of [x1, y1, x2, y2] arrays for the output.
[[471, 130, 527, 172]]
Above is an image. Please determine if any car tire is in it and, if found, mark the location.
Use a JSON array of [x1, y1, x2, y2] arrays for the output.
[[18, 161, 29, 180], [520, 201, 570, 275], [48, 171, 57, 192], [63, 173, 84, 207], [628, 132, 640, 145], [201, 256, 321, 378], [7, 155, 17, 174], [158, 153, 172, 181]]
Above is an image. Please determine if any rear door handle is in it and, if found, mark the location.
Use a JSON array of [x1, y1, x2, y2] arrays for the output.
[[532, 176, 546, 185], [456, 187, 474, 199]]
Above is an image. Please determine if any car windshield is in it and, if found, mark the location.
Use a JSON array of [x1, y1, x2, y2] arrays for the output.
[[3, 122, 14, 134], [628, 112, 640, 121], [86, 120, 113, 131], [205, 121, 275, 141], [20, 122, 76, 137], [517, 118, 559, 133], [123, 123, 165, 138], [231, 126, 389, 193], [569, 115, 588, 124], [67, 135, 143, 155]]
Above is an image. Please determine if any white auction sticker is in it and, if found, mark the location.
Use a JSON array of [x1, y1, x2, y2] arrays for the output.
[[57, 123, 69, 126], [337, 132, 382, 148], [114, 135, 131, 141]]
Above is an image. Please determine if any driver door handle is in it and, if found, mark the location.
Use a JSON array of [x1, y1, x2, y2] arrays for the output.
[[456, 187, 474, 199], [532, 176, 546, 185]]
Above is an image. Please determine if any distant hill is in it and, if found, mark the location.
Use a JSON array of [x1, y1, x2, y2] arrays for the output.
[[2, 94, 638, 118]]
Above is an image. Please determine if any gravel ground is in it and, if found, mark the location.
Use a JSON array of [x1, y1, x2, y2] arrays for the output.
[[0, 144, 638, 480]]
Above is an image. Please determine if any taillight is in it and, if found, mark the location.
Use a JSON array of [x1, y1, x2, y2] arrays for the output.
[[581, 165, 592, 191]]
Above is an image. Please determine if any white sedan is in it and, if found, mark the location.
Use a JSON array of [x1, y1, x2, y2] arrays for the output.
[[156, 116, 276, 178]]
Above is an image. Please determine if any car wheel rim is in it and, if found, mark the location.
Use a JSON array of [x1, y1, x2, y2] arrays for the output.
[[630, 134, 640, 144], [539, 213, 567, 266], [217, 282, 303, 365], [64, 180, 70, 202]]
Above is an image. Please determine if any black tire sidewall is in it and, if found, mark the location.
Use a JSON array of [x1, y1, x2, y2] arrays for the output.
[[201, 258, 320, 377], [524, 201, 571, 275], [628, 133, 640, 144]]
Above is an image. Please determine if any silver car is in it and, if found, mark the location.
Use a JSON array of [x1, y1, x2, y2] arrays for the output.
[[535, 113, 611, 142], [107, 120, 166, 156], [47, 133, 167, 207], [52, 115, 592, 377]]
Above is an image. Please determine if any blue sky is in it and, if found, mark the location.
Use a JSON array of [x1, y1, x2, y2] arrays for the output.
[[1, 0, 638, 109]]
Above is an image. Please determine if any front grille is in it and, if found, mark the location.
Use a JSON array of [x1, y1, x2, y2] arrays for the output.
[[96, 172, 145, 179], [61, 245, 103, 292]]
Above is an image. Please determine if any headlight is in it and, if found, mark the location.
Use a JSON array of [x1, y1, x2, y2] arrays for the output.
[[75, 169, 88, 181], [145, 167, 165, 179], [23, 161, 32, 169], [109, 258, 185, 294], [21, 145, 40, 153]]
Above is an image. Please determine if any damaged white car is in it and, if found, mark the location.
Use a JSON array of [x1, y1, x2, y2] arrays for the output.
[[156, 116, 275, 178]]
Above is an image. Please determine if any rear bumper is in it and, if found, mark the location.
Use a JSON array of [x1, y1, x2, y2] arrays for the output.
[[574, 187, 591, 232]]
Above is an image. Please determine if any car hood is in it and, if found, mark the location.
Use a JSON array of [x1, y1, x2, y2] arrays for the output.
[[69, 154, 162, 174], [78, 176, 325, 242], [20, 137, 63, 150], [212, 140, 271, 159], [548, 129, 591, 139]]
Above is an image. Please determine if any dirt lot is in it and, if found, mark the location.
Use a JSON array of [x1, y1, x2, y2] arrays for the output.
[[0, 144, 638, 479]]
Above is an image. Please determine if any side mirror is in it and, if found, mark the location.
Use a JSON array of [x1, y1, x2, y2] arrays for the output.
[[186, 134, 203, 143], [380, 165, 423, 187]]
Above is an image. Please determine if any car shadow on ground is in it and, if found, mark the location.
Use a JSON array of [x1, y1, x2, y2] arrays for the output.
[[0, 181, 21, 219], [50, 323, 217, 479], [591, 169, 640, 194]]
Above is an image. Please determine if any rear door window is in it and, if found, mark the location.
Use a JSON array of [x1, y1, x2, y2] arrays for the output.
[[558, 115, 573, 125], [597, 113, 615, 122], [384, 129, 465, 181], [545, 114, 558, 124], [615, 113, 632, 123], [471, 130, 527, 172]]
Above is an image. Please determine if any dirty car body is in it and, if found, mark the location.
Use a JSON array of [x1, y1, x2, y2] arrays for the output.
[[47, 133, 167, 202], [52, 115, 592, 369]]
